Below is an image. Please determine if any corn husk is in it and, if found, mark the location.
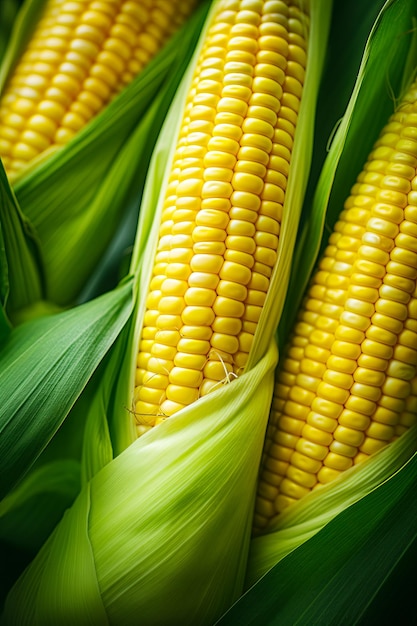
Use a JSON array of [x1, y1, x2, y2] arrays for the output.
[[2, 344, 277, 626], [246, 426, 417, 584], [0, 0, 332, 623]]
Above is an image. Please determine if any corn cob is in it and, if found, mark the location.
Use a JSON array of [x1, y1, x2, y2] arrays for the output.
[[134, 0, 310, 436], [254, 76, 417, 531], [0, 0, 197, 180]]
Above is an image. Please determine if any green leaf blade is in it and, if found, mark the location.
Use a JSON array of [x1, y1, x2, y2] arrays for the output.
[[0, 161, 43, 316], [0, 460, 81, 553], [216, 448, 417, 626], [0, 278, 134, 499]]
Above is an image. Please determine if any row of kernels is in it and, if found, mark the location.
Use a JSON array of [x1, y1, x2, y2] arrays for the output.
[[370, 280, 417, 438], [234, 24, 298, 363], [223, 13, 292, 368], [196, 5, 250, 241]]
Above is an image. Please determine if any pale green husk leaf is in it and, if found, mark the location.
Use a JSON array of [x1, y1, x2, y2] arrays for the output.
[[246, 424, 417, 585], [1, 342, 277, 626], [1, 486, 109, 626]]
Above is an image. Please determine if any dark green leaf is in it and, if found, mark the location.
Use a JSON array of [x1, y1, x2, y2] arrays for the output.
[[0, 460, 80, 553], [0, 160, 44, 316], [0, 0, 47, 92], [0, 0, 22, 64], [304, 0, 388, 196], [0, 277, 134, 499], [0, 221, 12, 342], [216, 453, 417, 626]]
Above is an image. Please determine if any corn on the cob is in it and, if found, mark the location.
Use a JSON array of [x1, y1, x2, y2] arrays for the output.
[[254, 76, 417, 531], [134, 0, 310, 436], [0, 0, 197, 180]]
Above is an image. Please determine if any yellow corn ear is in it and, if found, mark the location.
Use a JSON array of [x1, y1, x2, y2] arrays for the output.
[[0, 0, 197, 180], [254, 74, 417, 531], [133, 0, 310, 436]]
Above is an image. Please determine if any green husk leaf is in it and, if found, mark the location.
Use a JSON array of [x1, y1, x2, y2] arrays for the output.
[[0, 223, 12, 342], [0, 160, 43, 317], [6, 2, 211, 306], [280, 0, 417, 339], [246, 424, 417, 584], [0, 346, 120, 601], [217, 430, 417, 625], [80, 342, 127, 484], [300, 0, 387, 201], [1, 342, 277, 626], [0, 276, 134, 500], [0, 459, 80, 607]]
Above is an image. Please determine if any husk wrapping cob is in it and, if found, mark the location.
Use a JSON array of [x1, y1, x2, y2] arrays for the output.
[[1, 0, 416, 624]]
